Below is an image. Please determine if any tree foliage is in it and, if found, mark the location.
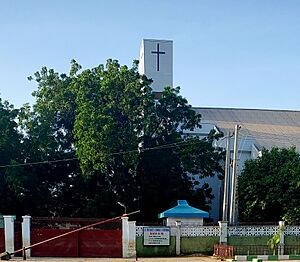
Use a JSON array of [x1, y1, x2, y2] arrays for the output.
[[238, 147, 300, 223], [0, 99, 21, 166], [69, 59, 224, 220], [0, 59, 224, 220]]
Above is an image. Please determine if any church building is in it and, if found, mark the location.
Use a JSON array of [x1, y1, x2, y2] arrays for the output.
[[138, 39, 300, 221]]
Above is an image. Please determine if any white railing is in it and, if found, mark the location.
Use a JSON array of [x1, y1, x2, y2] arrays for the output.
[[137, 224, 300, 237], [228, 225, 278, 236], [136, 226, 144, 236], [181, 226, 219, 237], [285, 226, 300, 236]]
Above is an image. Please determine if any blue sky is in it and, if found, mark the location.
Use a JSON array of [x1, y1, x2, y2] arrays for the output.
[[1, 0, 300, 110]]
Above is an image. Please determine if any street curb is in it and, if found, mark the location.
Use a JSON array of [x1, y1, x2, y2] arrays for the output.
[[234, 255, 300, 261]]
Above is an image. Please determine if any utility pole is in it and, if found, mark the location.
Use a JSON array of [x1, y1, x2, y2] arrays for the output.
[[229, 124, 241, 224], [222, 131, 231, 221]]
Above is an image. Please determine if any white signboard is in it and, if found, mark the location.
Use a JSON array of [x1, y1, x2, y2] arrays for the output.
[[143, 227, 170, 246]]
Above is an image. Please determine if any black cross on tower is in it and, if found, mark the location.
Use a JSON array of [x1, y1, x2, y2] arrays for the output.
[[151, 43, 165, 71]]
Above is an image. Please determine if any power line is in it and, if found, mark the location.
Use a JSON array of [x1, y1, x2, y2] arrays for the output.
[[0, 138, 217, 169], [0, 158, 78, 169]]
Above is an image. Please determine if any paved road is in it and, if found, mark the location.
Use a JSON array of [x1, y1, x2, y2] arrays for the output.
[[9, 256, 218, 262], [9, 257, 300, 262]]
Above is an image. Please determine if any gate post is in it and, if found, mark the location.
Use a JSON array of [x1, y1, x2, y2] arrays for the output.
[[3, 215, 15, 254], [122, 216, 136, 258], [278, 221, 285, 255], [218, 221, 228, 244], [22, 216, 31, 258], [128, 221, 136, 257]]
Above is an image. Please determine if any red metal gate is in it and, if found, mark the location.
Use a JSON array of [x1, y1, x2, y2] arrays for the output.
[[30, 217, 122, 258], [79, 230, 122, 257], [14, 220, 22, 257], [0, 228, 5, 253]]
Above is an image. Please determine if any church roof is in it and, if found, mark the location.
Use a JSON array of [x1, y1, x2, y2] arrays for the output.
[[158, 200, 209, 219], [194, 107, 300, 150]]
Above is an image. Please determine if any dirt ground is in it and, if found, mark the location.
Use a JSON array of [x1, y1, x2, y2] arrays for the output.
[[9, 256, 219, 262]]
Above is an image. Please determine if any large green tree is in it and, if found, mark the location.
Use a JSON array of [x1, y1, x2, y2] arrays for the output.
[[0, 59, 224, 219], [71, 59, 224, 219], [238, 147, 300, 223]]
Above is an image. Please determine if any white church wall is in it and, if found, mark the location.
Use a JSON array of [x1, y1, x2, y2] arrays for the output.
[[190, 126, 257, 221], [199, 176, 223, 221], [166, 217, 204, 226], [236, 150, 252, 176], [185, 127, 258, 221], [251, 144, 261, 159], [183, 123, 217, 139], [186, 124, 223, 221]]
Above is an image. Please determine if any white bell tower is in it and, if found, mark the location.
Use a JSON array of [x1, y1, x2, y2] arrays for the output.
[[139, 39, 173, 95]]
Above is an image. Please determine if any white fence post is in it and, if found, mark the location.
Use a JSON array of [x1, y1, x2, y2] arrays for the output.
[[219, 221, 228, 244], [122, 216, 136, 258], [22, 216, 31, 257], [128, 221, 136, 257], [122, 216, 129, 258], [175, 221, 181, 255], [3, 215, 15, 254], [278, 221, 285, 255]]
